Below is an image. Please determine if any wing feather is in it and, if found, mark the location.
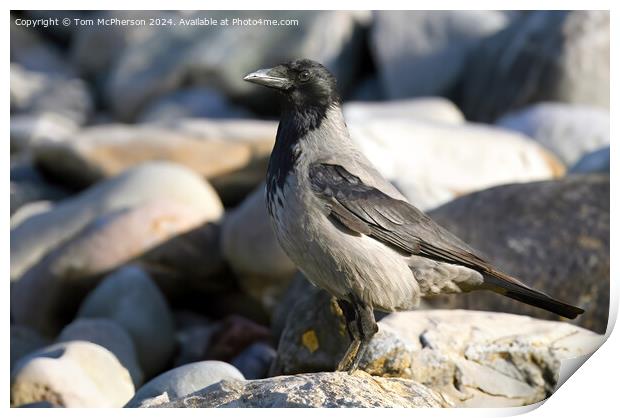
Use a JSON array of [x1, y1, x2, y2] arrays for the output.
[[309, 162, 485, 267], [307, 162, 584, 319]]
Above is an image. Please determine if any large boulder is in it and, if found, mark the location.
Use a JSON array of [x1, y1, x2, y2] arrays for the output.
[[11, 341, 134, 407], [125, 361, 244, 408], [221, 184, 297, 310], [103, 11, 369, 120], [370, 11, 512, 99], [461, 11, 610, 121], [57, 318, 144, 387], [11, 161, 223, 280], [154, 371, 449, 408], [496, 103, 609, 166], [272, 284, 601, 407], [32, 119, 277, 204], [347, 118, 564, 210], [427, 175, 609, 333], [77, 266, 176, 378]]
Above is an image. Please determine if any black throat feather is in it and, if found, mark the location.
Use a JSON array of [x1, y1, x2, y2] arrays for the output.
[[264, 60, 340, 214], [266, 102, 328, 198]]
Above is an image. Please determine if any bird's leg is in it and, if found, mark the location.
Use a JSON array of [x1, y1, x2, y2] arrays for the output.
[[336, 299, 361, 372], [336, 297, 378, 374]]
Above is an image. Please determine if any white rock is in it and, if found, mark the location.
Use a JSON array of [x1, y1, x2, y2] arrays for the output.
[[11, 341, 134, 407], [347, 119, 564, 210], [343, 97, 465, 125]]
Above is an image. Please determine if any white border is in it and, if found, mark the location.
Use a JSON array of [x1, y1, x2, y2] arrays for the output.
[[3, 2, 616, 417]]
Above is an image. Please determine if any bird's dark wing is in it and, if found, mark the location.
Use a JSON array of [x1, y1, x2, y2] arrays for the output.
[[308, 162, 584, 319], [308, 162, 488, 268]]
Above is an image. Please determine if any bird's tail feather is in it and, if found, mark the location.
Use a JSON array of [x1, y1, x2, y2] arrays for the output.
[[483, 271, 584, 319]]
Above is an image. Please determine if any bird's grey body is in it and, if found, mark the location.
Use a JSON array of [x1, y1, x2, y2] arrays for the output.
[[267, 105, 483, 312], [244, 59, 583, 372]]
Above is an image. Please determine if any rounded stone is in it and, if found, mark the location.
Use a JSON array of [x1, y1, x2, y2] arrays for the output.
[[77, 265, 175, 378], [57, 318, 144, 386], [125, 360, 244, 407], [11, 341, 134, 407]]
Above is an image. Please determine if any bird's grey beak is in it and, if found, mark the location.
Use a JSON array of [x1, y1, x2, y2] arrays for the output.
[[243, 67, 291, 90]]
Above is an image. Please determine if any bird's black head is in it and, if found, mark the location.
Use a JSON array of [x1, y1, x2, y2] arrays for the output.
[[243, 59, 340, 111], [244, 60, 341, 192]]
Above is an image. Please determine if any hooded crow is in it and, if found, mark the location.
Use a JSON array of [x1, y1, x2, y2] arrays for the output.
[[244, 59, 584, 373]]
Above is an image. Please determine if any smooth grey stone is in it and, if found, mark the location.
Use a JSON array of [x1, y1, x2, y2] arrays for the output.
[[126, 361, 244, 407], [77, 265, 175, 378]]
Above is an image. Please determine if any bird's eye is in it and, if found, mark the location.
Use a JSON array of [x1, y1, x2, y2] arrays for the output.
[[298, 71, 311, 82]]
